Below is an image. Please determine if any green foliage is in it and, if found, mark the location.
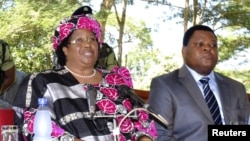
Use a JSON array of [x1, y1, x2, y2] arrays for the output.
[[216, 68, 250, 93], [0, 0, 81, 73], [0, 0, 249, 92], [103, 12, 179, 89], [160, 0, 250, 92], [222, 0, 250, 28], [165, 0, 250, 62], [218, 34, 250, 62], [127, 47, 179, 89]]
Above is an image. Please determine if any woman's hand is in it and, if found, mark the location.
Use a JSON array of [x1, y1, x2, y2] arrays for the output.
[[137, 135, 153, 141], [74, 138, 84, 141]]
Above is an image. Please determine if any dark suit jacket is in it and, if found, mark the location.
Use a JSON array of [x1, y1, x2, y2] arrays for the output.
[[148, 65, 250, 141]]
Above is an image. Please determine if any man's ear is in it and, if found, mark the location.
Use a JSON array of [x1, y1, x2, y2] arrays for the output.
[[182, 46, 186, 58]]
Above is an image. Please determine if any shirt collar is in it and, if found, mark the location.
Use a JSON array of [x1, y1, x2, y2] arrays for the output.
[[185, 65, 215, 83]]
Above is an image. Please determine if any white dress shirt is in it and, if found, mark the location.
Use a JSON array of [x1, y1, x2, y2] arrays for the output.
[[185, 65, 225, 124]]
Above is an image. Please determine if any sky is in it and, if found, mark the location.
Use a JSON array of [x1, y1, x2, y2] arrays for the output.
[[88, 0, 250, 71]]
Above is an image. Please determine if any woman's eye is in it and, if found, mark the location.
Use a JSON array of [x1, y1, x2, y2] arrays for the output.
[[69, 37, 97, 45], [76, 38, 84, 44], [88, 37, 97, 42]]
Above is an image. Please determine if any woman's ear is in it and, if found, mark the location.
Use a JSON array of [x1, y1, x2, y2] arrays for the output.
[[62, 46, 68, 56]]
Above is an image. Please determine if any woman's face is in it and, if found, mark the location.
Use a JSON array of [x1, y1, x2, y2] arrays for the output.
[[63, 29, 99, 67]]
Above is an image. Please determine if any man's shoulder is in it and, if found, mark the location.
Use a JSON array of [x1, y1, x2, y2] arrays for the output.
[[152, 69, 180, 82], [215, 72, 244, 85]]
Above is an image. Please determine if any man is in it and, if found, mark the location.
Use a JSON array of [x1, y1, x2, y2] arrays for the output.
[[0, 39, 16, 107], [72, 5, 119, 70], [2, 70, 27, 105], [0, 39, 15, 95], [148, 25, 250, 141]]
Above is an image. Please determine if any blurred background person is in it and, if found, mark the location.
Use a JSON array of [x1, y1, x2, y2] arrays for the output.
[[97, 42, 119, 70], [2, 70, 27, 105], [0, 39, 16, 107]]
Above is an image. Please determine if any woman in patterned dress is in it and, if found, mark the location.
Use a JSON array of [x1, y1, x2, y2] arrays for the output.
[[12, 13, 158, 141]]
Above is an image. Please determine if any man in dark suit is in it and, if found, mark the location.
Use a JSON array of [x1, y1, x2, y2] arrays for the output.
[[148, 25, 250, 141]]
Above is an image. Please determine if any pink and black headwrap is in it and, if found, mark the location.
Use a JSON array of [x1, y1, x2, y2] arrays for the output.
[[53, 15, 102, 51]]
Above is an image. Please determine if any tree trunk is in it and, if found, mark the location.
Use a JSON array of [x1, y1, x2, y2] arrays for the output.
[[114, 0, 127, 66], [99, 0, 114, 40], [184, 0, 189, 32]]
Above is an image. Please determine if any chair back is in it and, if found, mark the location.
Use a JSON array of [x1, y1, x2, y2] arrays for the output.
[[0, 108, 14, 140]]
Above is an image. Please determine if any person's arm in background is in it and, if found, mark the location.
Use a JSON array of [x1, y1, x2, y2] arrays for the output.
[[106, 52, 119, 70], [0, 41, 16, 94], [97, 43, 119, 71], [1, 66, 16, 93]]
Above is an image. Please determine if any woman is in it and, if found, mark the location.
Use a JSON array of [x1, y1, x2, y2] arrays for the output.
[[12, 14, 157, 141]]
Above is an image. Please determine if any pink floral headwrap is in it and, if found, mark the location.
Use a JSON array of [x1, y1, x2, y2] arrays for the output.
[[53, 15, 102, 51]]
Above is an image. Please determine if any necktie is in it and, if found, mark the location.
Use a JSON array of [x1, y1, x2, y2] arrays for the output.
[[200, 77, 222, 125]]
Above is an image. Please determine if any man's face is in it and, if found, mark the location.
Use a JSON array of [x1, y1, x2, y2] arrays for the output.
[[182, 30, 218, 75]]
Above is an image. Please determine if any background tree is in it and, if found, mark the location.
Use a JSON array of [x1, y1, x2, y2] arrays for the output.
[[97, 0, 114, 40], [164, 0, 250, 61], [0, 0, 80, 73], [98, 0, 169, 89], [143, 0, 250, 91], [0, 0, 249, 91]]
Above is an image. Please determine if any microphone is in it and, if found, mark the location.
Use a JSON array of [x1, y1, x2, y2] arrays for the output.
[[118, 85, 168, 128], [86, 85, 97, 119]]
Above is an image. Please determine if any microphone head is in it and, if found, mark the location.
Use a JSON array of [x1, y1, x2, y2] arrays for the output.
[[117, 85, 145, 107], [86, 85, 97, 118]]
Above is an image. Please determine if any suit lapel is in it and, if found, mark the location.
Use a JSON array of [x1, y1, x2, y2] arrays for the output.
[[178, 65, 213, 122], [214, 73, 231, 124]]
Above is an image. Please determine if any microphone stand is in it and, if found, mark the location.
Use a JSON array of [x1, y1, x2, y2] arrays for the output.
[[84, 113, 139, 141], [83, 107, 168, 141], [118, 107, 168, 129], [112, 118, 119, 141]]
